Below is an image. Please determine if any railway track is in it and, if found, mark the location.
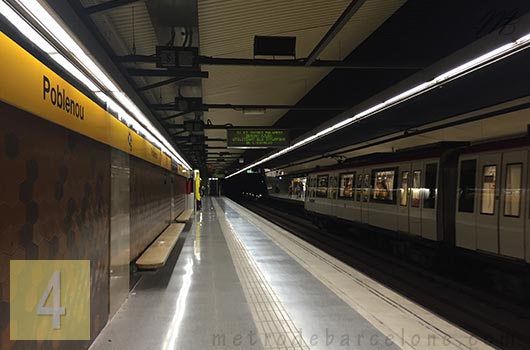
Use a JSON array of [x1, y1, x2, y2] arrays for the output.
[[238, 197, 530, 350]]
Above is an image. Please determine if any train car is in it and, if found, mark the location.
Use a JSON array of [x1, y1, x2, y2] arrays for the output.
[[305, 136, 530, 264], [455, 136, 530, 263], [305, 142, 465, 241]]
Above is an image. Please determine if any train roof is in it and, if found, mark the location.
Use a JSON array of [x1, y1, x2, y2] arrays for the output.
[[462, 134, 530, 155], [307, 142, 468, 174]]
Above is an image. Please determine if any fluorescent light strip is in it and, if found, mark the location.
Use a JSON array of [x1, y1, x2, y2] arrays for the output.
[[49, 53, 100, 92], [1, 0, 192, 170], [226, 33, 530, 178], [0, 1, 53, 52], [14, 0, 118, 91]]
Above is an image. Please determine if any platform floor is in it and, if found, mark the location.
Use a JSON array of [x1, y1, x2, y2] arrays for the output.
[[90, 197, 494, 350]]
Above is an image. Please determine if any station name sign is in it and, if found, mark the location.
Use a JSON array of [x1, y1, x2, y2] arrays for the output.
[[227, 129, 290, 148], [0, 32, 172, 171]]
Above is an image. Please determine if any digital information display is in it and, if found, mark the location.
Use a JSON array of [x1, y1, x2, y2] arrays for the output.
[[227, 129, 290, 148]]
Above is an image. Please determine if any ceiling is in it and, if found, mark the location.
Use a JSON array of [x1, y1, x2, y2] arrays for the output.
[[279, 96, 530, 174], [51, 0, 530, 176], [55, 0, 407, 174]]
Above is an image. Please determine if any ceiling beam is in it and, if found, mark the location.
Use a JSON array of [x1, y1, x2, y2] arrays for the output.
[[207, 152, 242, 155], [118, 55, 422, 70], [306, 0, 368, 66], [137, 77, 194, 92], [150, 103, 347, 111], [160, 111, 190, 121], [204, 104, 346, 111], [165, 124, 300, 130], [207, 157, 240, 159], [202, 57, 421, 70], [127, 68, 208, 78], [83, 0, 144, 15], [172, 137, 226, 142]]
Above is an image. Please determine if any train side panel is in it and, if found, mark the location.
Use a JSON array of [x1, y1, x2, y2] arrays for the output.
[[305, 158, 442, 241], [456, 146, 529, 262]]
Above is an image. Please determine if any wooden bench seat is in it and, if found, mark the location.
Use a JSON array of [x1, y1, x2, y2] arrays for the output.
[[136, 223, 185, 270], [175, 208, 194, 223]]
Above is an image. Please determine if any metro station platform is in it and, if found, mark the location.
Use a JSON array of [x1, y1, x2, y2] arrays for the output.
[[90, 197, 493, 350]]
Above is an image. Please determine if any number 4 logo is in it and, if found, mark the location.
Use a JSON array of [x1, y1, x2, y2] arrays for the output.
[[10, 260, 90, 340], [37, 271, 66, 329]]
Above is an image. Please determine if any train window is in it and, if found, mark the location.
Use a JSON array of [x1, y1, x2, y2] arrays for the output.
[[400, 171, 409, 207], [411, 170, 422, 208], [371, 168, 398, 204], [356, 174, 363, 201], [329, 175, 338, 199], [480, 165, 497, 215], [458, 159, 477, 213], [423, 163, 438, 209], [339, 173, 355, 199], [362, 174, 370, 202], [316, 175, 329, 198], [504, 163, 522, 217]]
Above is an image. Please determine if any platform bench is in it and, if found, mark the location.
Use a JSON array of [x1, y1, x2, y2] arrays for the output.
[[175, 209, 194, 223], [136, 223, 185, 270]]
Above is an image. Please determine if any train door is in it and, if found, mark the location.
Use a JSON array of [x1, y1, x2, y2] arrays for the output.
[[360, 170, 370, 224], [316, 174, 330, 215], [328, 173, 339, 217], [397, 164, 411, 233], [455, 157, 478, 250], [476, 153, 502, 254], [354, 172, 363, 222], [421, 162, 439, 240], [409, 162, 423, 235], [499, 150, 527, 259], [527, 152, 530, 263], [346, 171, 360, 222]]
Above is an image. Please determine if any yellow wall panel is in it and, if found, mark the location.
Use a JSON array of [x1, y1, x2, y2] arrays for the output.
[[0, 32, 174, 171]]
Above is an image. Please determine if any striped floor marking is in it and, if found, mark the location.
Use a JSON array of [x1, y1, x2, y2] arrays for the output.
[[223, 198, 496, 350], [213, 199, 310, 350]]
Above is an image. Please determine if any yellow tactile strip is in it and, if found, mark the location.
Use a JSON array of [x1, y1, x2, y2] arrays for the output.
[[213, 199, 310, 350]]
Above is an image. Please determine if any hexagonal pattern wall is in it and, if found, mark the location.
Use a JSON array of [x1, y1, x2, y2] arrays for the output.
[[0, 101, 110, 350], [130, 156, 171, 261]]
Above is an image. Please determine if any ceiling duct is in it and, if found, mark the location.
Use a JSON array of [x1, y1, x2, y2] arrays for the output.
[[175, 97, 203, 112], [155, 46, 199, 68], [146, 0, 198, 27], [183, 120, 204, 133]]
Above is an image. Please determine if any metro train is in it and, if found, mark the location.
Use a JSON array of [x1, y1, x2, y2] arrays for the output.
[[305, 136, 530, 264]]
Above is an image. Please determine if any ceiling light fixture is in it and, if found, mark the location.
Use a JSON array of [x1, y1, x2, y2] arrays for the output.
[[226, 32, 530, 178], [1, 0, 192, 170]]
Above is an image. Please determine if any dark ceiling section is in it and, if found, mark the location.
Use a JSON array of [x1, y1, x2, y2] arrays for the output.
[[275, 69, 413, 138], [278, 0, 530, 135], [266, 46, 530, 168], [229, 0, 530, 174]]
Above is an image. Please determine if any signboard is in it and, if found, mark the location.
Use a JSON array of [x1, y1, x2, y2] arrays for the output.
[[0, 32, 174, 171], [254, 36, 296, 57], [227, 129, 289, 148]]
